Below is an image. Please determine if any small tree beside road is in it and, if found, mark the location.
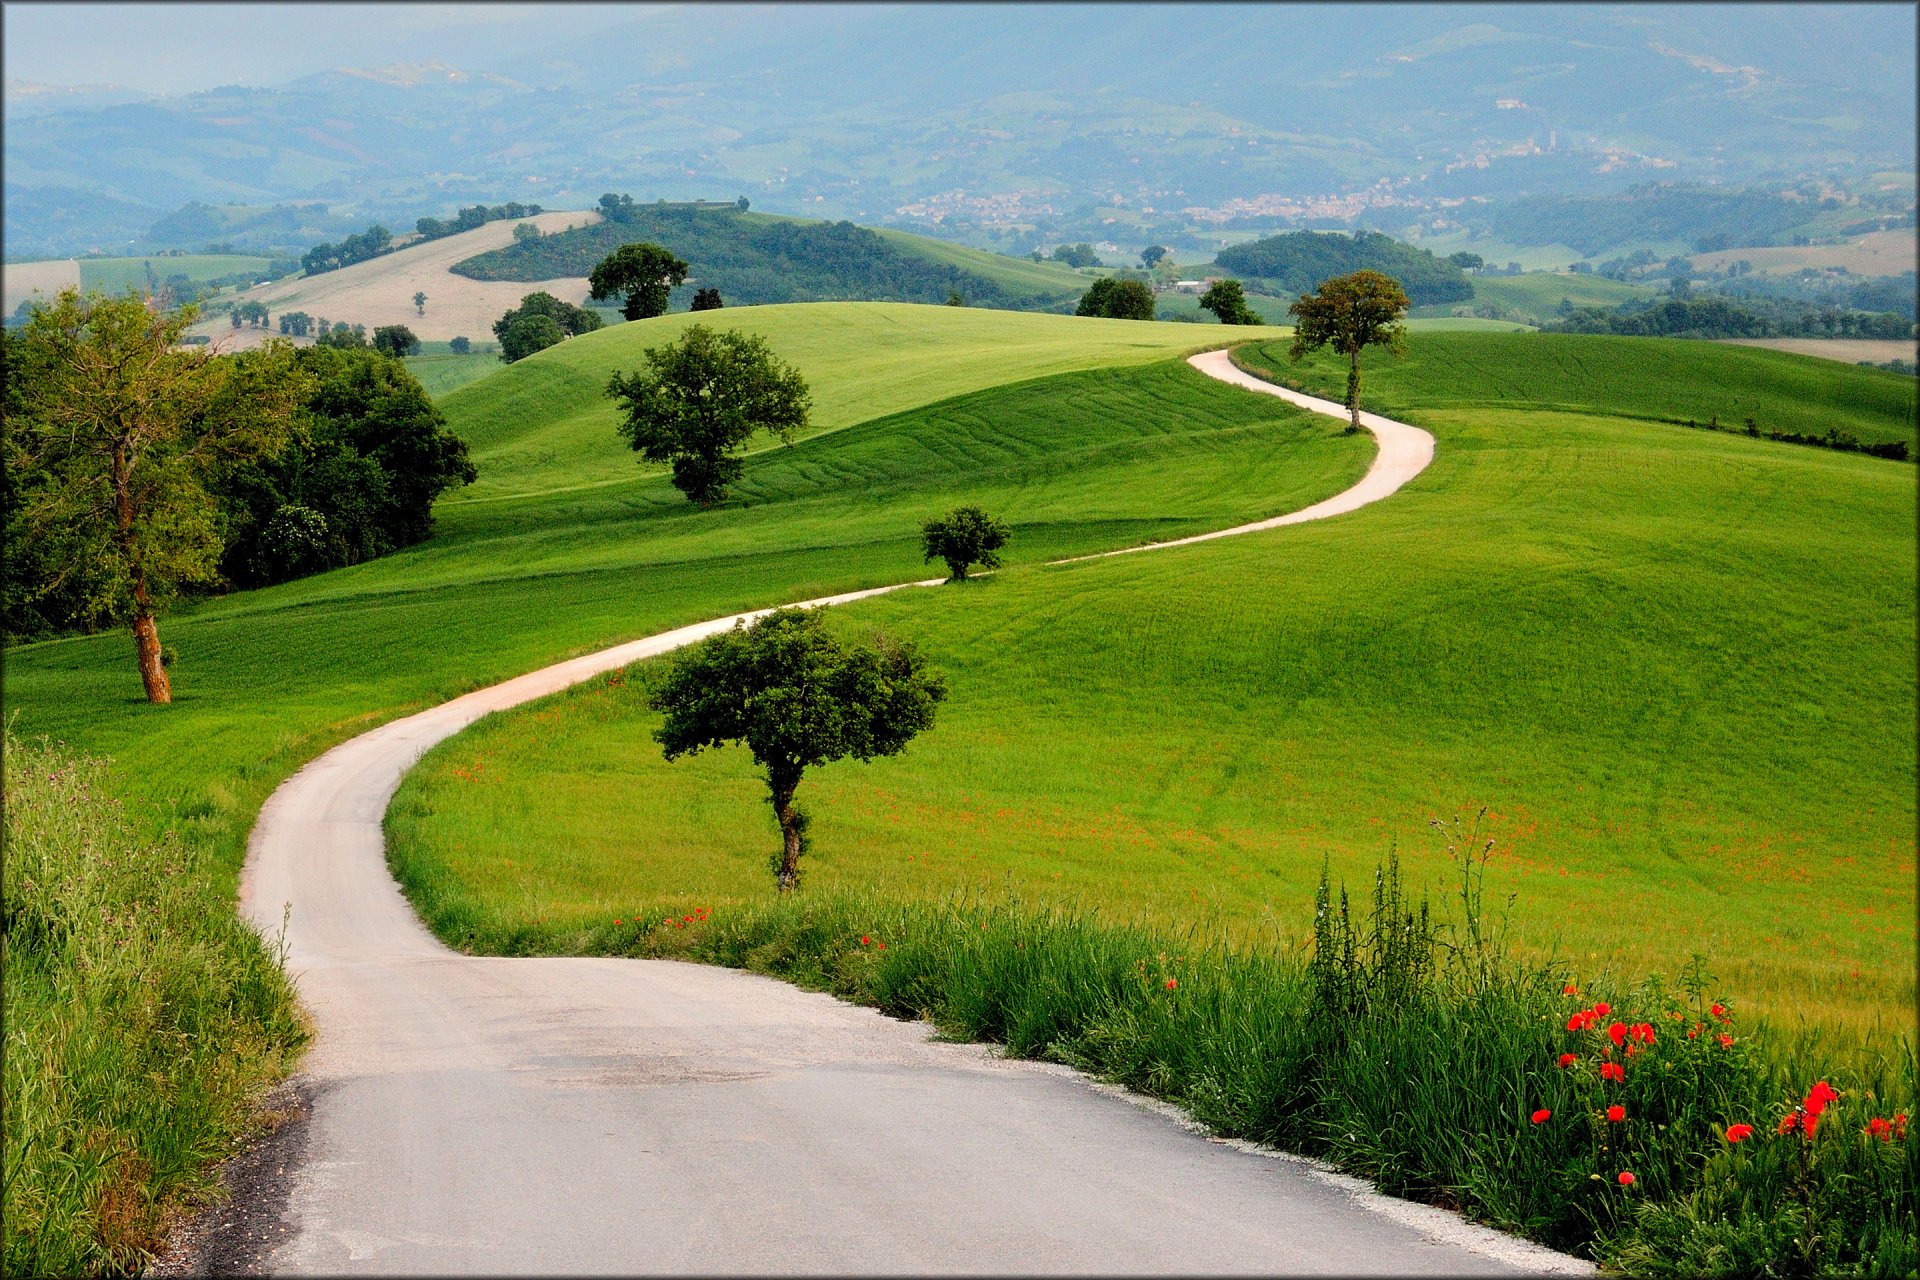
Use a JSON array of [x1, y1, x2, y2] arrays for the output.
[[1288, 269, 1409, 432], [651, 608, 947, 891], [589, 242, 690, 321], [922, 506, 1009, 581], [605, 324, 809, 506]]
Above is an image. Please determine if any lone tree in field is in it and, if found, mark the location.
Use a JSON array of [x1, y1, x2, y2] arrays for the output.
[[589, 242, 690, 321], [922, 505, 1009, 581], [1140, 244, 1169, 269], [1076, 277, 1156, 321], [1288, 269, 1409, 432], [5, 290, 312, 702], [372, 324, 421, 358], [652, 608, 947, 891], [1198, 278, 1264, 325], [690, 287, 724, 311], [413, 290, 427, 315], [605, 324, 809, 506]]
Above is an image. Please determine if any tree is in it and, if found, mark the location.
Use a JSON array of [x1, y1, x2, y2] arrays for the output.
[[1141, 244, 1169, 269], [691, 287, 724, 311], [498, 313, 567, 363], [1076, 277, 1156, 321], [605, 324, 809, 506], [921, 505, 1009, 580], [372, 324, 421, 358], [5, 290, 312, 700], [317, 325, 367, 350], [1447, 251, 1484, 272], [413, 290, 427, 315], [589, 242, 690, 320], [1287, 269, 1409, 432], [512, 221, 542, 244], [1198, 278, 1265, 325], [449, 335, 471, 354], [651, 608, 946, 891], [945, 288, 966, 307]]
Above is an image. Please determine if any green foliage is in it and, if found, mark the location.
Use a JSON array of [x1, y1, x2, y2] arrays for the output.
[[605, 324, 810, 505], [1493, 185, 1815, 258], [1217, 230, 1470, 308], [448, 335, 471, 355], [1545, 294, 1914, 340], [1051, 243, 1102, 269], [921, 504, 1009, 580], [589, 241, 690, 321], [1076, 277, 1156, 320], [493, 291, 601, 364], [1197, 278, 1264, 325], [651, 608, 947, 889], [1141, 245, 1169, 269], [691, 287, 724, 311], [300, 223, 392, 276], [1288, 270, 1409, 428], [3, 733, 304, 1276], [454, 200, 1038, 308], [315, 322, 367, 349], [1447, 251, 1484, 271], [412, 201, 542, 242], [371, 324, 421, 358]]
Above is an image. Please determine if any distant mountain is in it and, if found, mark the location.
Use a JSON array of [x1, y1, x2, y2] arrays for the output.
[[5, 4, 1913, 259]]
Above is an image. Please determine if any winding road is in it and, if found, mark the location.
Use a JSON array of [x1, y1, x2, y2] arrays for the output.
[[227, 351, 1578, 1274]]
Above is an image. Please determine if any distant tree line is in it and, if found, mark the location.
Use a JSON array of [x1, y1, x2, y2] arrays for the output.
[[414, 202, 544, 242], [1718, 270, 1918, 323], [1492, 184, 1815, 258], [1669, 411, 1909, 462], [452, 194, 1024, 309], [1543, 294, 1913, 341], [1214, 230, 1472, 308], [301, 224, 393, 276]]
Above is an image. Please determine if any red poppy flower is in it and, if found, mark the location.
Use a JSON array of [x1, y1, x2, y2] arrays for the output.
[[614, 918, 623, 925], [1895, 1114, 1908, 1139], [1625, 1045, 1639, 1058], [1531, 1109, 1551, 1124], [1687, 1025, 1700, 1039], [1778, 1112, 1801, 1136], [1601, 1062, 1625, 1082], [1868, 1117, 1891, 1141], [1563, 983, 1579, 995], [1607, 1022, 1628, 1048], [1718, 1033, 1733, 1048], [1567, 1012, 1589, 1032], [1593, 1001, 1611, 1016], [1725, 1123, 1753, 1144], [1710, 1003, 1726, 1019], [1631, 1022, 1655, 1044], [1165, 978, 1178, 990], [1606, 1104, 1626, 1123], [1558, 1053, 1578, 1068], [860, 935, 870, 946], [1617, 1171, 1635, 1187], [876, 941, 886, 950]]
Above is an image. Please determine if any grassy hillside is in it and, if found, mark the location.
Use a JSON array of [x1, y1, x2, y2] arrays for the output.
[[1412, 271, 1657, 324], [76, 253, 277, 292], [388, 332, 1914, 1038], [453, 203, 1085, 310], [438, 302, 1285, 499]]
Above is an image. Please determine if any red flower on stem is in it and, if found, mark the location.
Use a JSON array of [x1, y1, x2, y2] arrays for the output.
[[1617, 1171, 1635, 1187], [1557, 1053, 1578, 1069], [1562, 983, 1579, 995], [1607, 1022, 1628, 1049], [860, 936, 870, 946], [1725, 1123, 1754, 1144], [1593, 1001, 1611, 1016], [1710, 1002, 1726, 1019], [1531, 1109, 1551, 1124], [1164, 977, 1178, 990], [1606, 1104, 1626, 1123], [1601, 1062, 1625, 1082]]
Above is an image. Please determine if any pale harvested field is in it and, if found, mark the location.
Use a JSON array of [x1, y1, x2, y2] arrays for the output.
[[187, 210, 601, 351], [1691, 228, 1917, 278], [1718, 337, 1917, 365], [2, 258, 80, 315]]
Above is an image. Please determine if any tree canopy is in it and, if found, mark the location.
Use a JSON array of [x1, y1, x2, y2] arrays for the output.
[[493, 291, 602, 363], [922, 506, 1009, 580], [1288, 269, 1409, 431], [605, 324, 809, 506], [1216, 230, 1469, 308], [589, 242, 691, 321], [372, 324, 421, 358], [651, 607, 947, 891], [1198, 278, 1264, 325], [1076, 277, 1156, 321]]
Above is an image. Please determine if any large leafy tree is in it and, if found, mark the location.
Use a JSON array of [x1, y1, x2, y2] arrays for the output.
[[1288, 269, 1410, 432], [1076, 277, 1156, 321], [5, 290, 312, 701], [605, 324, 809, 506], [1198, 278, 1264, 325], [492, 291, 602, 363], [589, 242, 690, 321], [922, 505, 1010, 580], [651, 608, 947, 891]]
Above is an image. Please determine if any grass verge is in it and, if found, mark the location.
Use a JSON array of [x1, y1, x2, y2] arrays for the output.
[[2, 733, 306, 1276]]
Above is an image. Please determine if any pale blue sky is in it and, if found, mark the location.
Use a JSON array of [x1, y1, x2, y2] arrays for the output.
[[3, 3, 657, 94]]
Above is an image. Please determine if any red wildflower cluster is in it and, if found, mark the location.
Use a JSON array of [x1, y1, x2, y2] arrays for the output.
[[1780, 1080, 1840, 1137], [1558, 1053, 1578, 1069], [1865, 1113, 1906, 1142], [1601, 1062, 1625, 1083]]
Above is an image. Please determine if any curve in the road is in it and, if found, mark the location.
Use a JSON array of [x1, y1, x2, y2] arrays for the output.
[[228, 349, 1580, 1274]]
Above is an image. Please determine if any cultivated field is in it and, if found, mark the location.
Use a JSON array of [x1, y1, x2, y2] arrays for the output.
[[184, 211, 602, 350], [1690, 227, 1918, 277], [1720, 336, 1918, 365], [1, 257, 79, 315]]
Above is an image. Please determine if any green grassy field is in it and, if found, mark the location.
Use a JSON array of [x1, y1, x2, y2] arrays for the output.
[[404, 349, 504, 397], [75, 254, 276, 292], [870, 230, 1090, 304], [1409, 271, 1657, 324], [437, 302, 1286, 499], [385, 332, 1915, 1039]]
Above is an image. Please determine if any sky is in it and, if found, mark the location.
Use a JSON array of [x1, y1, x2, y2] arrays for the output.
[[2, 2, 656, 94]]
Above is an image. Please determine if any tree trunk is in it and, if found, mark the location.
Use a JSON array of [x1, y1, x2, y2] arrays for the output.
[[131, 602, 171, 704], [1346, 349, 1363, 433], [771, 774, 802, 893]]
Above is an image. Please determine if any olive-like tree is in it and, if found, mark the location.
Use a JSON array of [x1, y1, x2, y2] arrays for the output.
[[413, 290, 428, 315], [6, 290, 312, 701], [652, 608, 947, 891], [605, 324, 809, 506], [922, 505, 1009, 580], [1198, 278, 1264, 325], [1288, 269, 1409, 432], [589, 242, 690, 320], [1076, 277, 1156, 320]]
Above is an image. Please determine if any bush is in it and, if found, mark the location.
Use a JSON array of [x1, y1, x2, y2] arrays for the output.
[[3, 734, 305, 1275], [1076, 277, 1156, 321], [449, 336, 471, 355], [922, 505, 1010, 580]]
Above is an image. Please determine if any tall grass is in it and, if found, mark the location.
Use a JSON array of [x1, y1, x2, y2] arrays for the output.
[[539, 820, 1915, 1275], [2, 733, 306, 1276]]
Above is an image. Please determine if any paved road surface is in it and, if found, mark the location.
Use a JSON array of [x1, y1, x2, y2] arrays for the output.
[[230, 352, 1584, 1274]]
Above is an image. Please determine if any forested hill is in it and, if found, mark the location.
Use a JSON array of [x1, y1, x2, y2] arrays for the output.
[[1214, 230, 1472, 307], [451, 199, 1081, 311]]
